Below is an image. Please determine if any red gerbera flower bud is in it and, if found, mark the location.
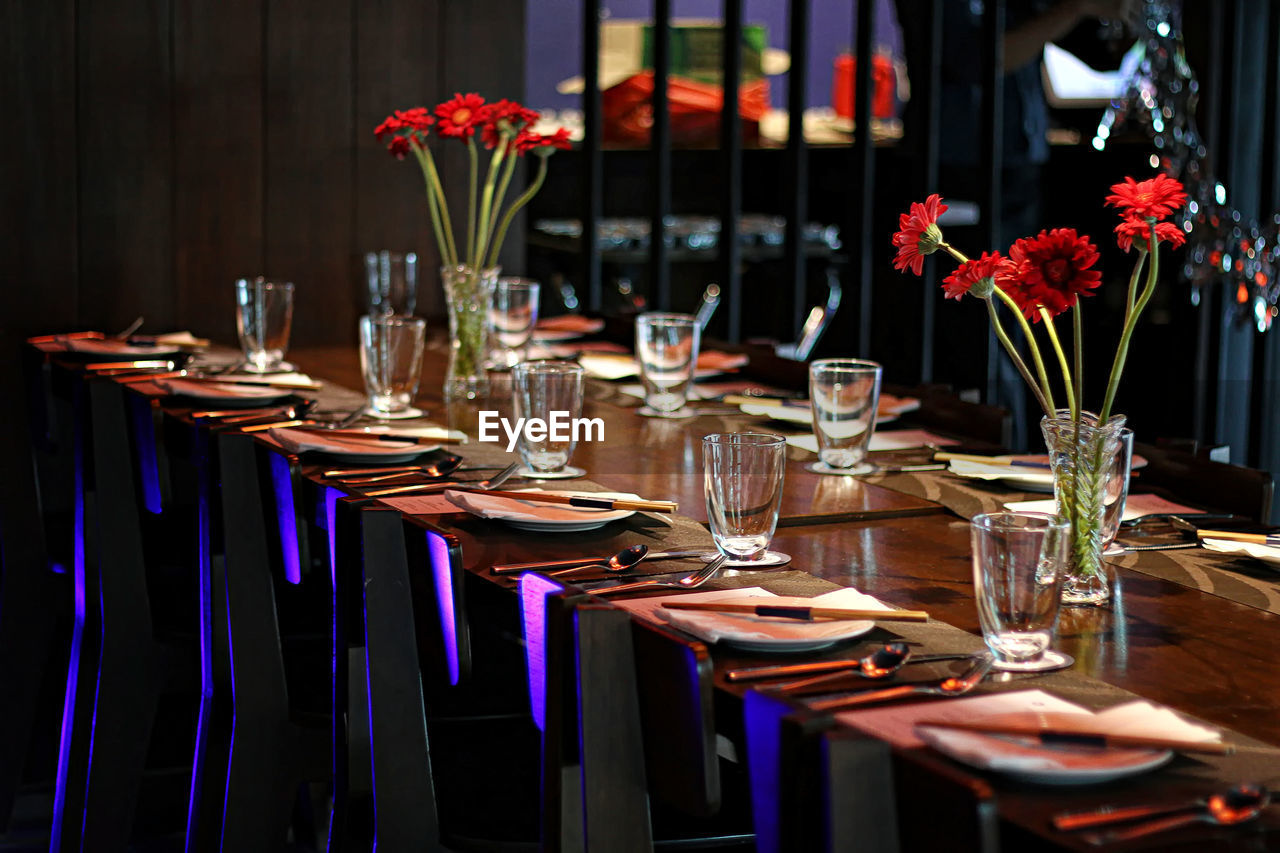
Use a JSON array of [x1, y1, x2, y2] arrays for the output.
[[1004, 228, 1102, 321], [943, 251, 1004, 300], [1104, 174, 1187, 221], [891, 194, 948, 276], [1114, 217, 1188, 252]]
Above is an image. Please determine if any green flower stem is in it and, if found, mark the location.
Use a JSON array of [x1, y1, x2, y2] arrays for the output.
[[1100, 222, 1160, 423], [1038, 307, 1077, 423], [1073, 305, 1084, 416], [485, 141, 520, 254], [475, 135, 509, 271], [939, 241, 969, 264], [413, 143, 459, 267], [466, 138, 478, 268], [992, 286, 1056, 413], [1124, 247, 1147, 317], [986, 296, 1053, 417], [487, 155, 548, 269], [415, 147, 451, 269]]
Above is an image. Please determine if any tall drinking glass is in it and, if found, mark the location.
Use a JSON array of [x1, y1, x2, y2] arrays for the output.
[[359, 314, 427, 419], [1101, 428, 1134, 551], [704, 433, 788, 566], [364, 250, 418, 316], [808, 358, 882, 475], [971, 512, 1072, 672], [488, 277, 541, 369], [235, 278, 295, 373], [635, 312, 700, 418], [513, 360, 586, 478]]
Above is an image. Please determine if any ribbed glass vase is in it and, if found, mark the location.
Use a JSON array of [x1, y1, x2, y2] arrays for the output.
[[440, 264, 499, 400], [1041, 410, 1127, 606]]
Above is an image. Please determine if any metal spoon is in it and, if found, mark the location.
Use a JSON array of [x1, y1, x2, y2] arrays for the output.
[[1083, 784, 1269, 845], [767, 643, 912, 694], [547, 545, 649, 577], [330, 455, 466, 484], [361, 461, 520, 497], [587, 554, 729, 597], [1055, 782, 1269, 832]]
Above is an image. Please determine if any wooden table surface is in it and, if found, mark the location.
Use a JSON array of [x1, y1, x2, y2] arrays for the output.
[[280, 344, 1280, 847]]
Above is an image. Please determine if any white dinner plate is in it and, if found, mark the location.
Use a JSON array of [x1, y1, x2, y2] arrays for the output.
[[445, 489, 636, 532], [267, 428, 434, 464], [916, 712, 1174, 786], [156, 378, 292, 406], [947, 457, 1056, 493], [656, 588, 888, 652], [1201, 538, 1280, 569], [66, 338, 185, 359]]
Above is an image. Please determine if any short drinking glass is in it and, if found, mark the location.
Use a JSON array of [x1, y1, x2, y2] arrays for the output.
[[488, 277, 541, 368], [808, 358, 882, 474], [359, 314, 427, 419], [971, 512, 1071, 672], [235, 278, 295, 373], [635, 312, 701, 418], [513, 360, 585, 477], [703, 433, 787, 565], [364, 250, 418, 316]]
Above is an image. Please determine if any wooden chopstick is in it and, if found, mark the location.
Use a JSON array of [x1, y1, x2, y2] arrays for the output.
[[934, 452, 1052, 469], [471, 489, 678, 514], [1196, 529, 1280, 546], [661, 602, 928, 622], [913, 720, 1234, 755]]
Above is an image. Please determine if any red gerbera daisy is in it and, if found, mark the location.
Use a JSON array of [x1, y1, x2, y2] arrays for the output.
[[942, 251, 1004, 300], [375, 107, 434, 156], [1104, 174, 1187, 221], [435, 92, 487, 138], [480, 98, 541, 148], [515, 127, 573, 155], [1114, 217, 1188, 252], [1004, 228, 1102, 320], [891, 194, 948, 276]]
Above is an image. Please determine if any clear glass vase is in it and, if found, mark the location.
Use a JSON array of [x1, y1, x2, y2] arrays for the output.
[[440, 265, 499, 399], [1041, 410, 1128, 606]]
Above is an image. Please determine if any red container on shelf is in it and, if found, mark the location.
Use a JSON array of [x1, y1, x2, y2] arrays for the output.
[[832, 52, 896, 119]]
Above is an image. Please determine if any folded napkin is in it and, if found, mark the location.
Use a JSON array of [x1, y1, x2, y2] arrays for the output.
[[697, 351, 749, 372], [267, 427, 429, 456], [612, 586, 892, 646], [785, 430, 959, 455], [219, 371, 316, 386], [578, 353, 730, 381], [1201, 538, 1280, 567], [536, 315, 605, 334], [879, 393, 922, 416], [355, 425, 466, 443], [948, 458, 1055, 485], [151, 331, 209, 347], [444, 488, 640, 523]]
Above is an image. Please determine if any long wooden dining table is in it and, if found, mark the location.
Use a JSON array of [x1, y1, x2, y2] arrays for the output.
[[30, 333, 1280, 851]]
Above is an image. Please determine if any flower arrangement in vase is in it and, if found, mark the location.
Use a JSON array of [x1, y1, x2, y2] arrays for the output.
[[375, 94, 570, 398], [892, 174, 1188, 605]]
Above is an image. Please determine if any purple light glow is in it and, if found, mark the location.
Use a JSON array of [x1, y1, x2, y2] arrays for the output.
[[324, 488, 342, 587], [519, 573, 563, 732], [130, 400, 163, 515], [268, 454, 302, 585], [426, 531, 461, 686]]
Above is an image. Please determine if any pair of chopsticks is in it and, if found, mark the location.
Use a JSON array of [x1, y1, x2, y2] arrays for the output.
[[459, 489, 678, 514], [934, 452, 1052, 470], [1196, 529, 1280, 547], [661, 602, 928, 622], [914, 719, 1234, 756]]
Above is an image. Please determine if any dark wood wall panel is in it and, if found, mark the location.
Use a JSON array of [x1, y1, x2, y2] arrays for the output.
[[264, 0, 356, 347], [77, 0, 176, 334], [173, 0, 266, 344], [354, 0, 444, 318]]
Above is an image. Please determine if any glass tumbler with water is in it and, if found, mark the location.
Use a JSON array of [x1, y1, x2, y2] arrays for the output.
[[364, 250, 418, 316], [809, 359, 882, 474], [971, 512, 1070, 672], [635, 312, 700, 417], [513, 360, 584, 475], [359, 314, 426, 418], [235, 278, 295, 372], [703, 433, 786, 563], [488, 277, 541, 368]]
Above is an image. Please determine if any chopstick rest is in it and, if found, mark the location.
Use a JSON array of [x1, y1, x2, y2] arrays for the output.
[[914, 720, 1234, 755], [475, 489, 678, 514], [661, 602, 928, 622]]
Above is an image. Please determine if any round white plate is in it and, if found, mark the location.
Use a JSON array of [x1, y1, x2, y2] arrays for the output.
[[450, 489, 636, 533], [916, 713, 1173, 786], [1201, 538, 1280, 568], [948, 457, 1056, 493], [268, 428, 431, 463], [157, 378, 292, 405], [505, 515, 633, 533], [675, 617, 875, 653], [68, 339, 184, 359]]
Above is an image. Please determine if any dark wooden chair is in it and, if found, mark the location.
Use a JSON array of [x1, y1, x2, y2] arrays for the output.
[[51, 375, 201, 852], [211, 430, 331, 850], [888, 382, 1013, 448], [1133, 440, 1274, 522], [890, 750, 1000, 853]]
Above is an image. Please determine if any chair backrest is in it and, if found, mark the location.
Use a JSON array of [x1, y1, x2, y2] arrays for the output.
[[401, 516, 472, 691], [1134, 440, 1274, 522], [892, 750, 999, 853]]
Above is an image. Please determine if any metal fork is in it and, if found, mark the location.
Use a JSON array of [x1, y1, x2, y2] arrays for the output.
[[361, 462, 520, 497], [805, 652, 995, 711], [586, 554, 729, 597]]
